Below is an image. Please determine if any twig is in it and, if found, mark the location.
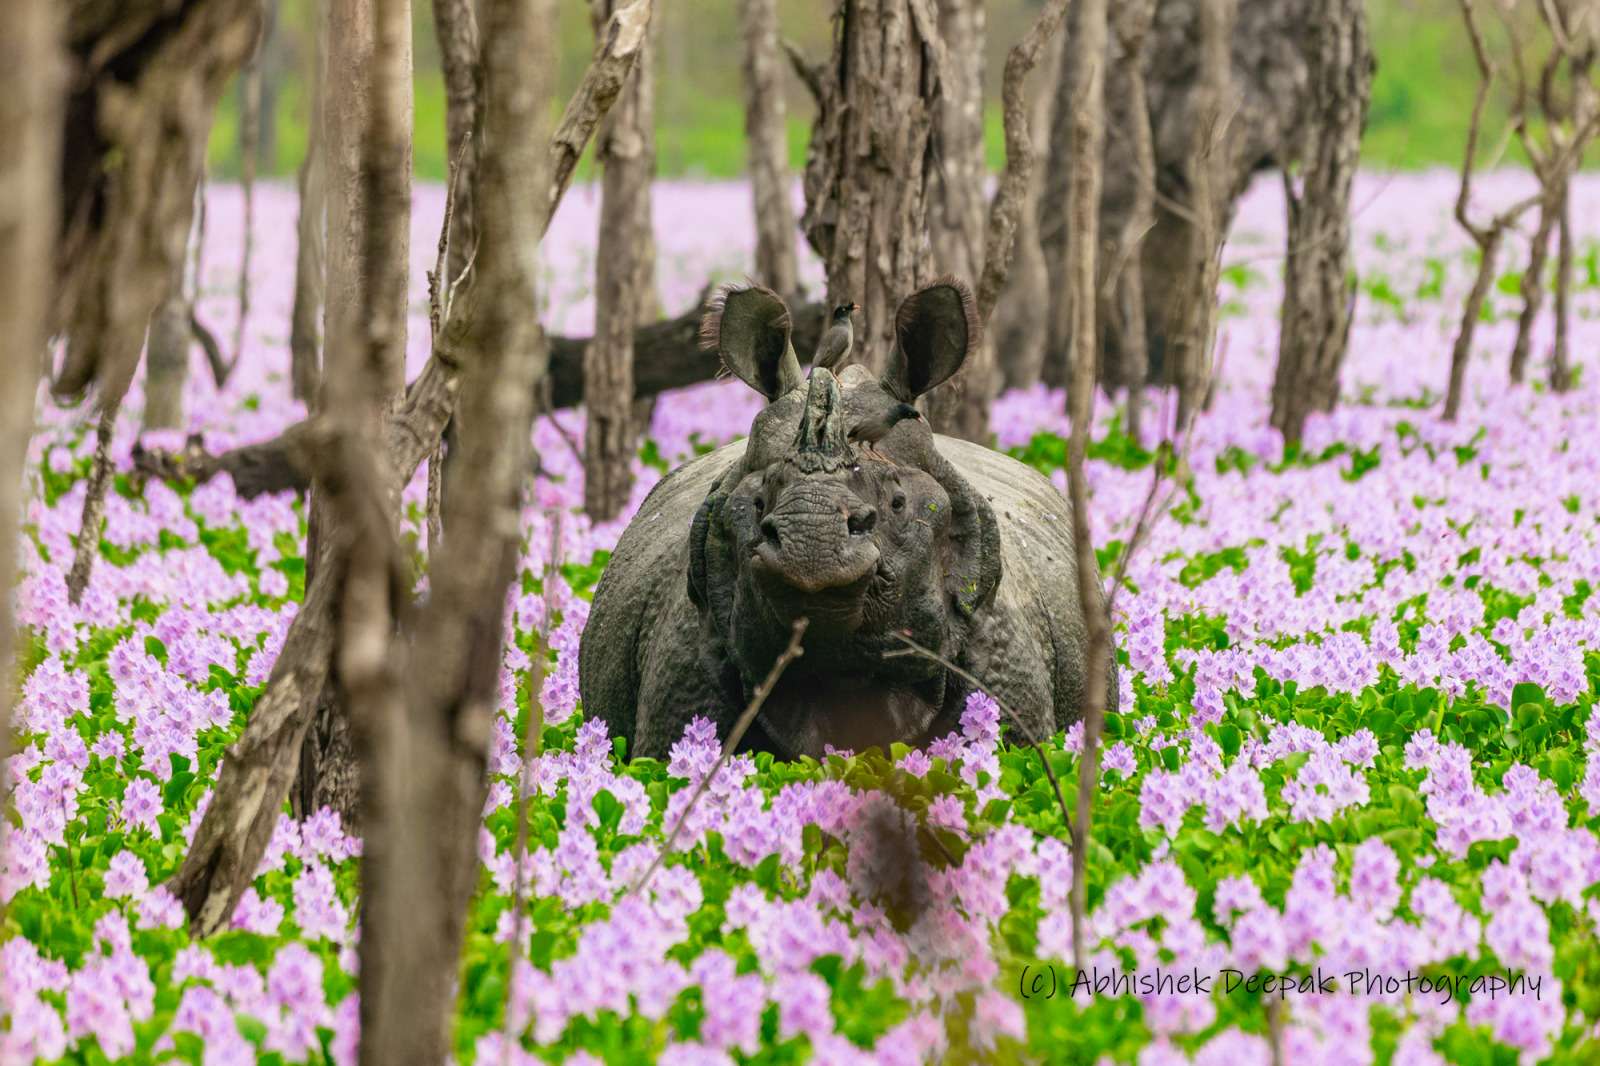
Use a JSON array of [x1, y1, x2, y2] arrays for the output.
[[630, 619, 808, 896], [189, 310, 234, 388], [547, 410, 584, 465], [973, 0, 1073, 325], [500, 512, 561, 1066], [426, 441, 444, 553], [66, 404, 119, 605], [1267, 999, 1286, 1066], [429, 132, 472, 337], [883, 635, 1077, 841]]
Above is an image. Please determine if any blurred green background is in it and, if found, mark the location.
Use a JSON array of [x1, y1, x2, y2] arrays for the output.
[[207, 0, 1562, 182]]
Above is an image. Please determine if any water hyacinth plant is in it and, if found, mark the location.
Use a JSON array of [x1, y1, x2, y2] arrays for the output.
[[3, 170, 1600, 1065]]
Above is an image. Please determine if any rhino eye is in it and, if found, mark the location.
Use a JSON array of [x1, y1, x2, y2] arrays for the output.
[[753, 496, 765, 511], [891, 492, 906, 511]]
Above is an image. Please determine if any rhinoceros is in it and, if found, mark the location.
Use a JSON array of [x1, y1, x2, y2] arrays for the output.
[[579, 277, 1115, 759]]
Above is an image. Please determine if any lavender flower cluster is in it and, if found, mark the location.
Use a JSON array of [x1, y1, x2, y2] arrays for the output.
[[2, 170, 1599, 1065]]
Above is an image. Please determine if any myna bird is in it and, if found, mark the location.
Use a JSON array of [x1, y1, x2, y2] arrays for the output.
[[812, 302, 859, 371], [849, 402, 923, 462]]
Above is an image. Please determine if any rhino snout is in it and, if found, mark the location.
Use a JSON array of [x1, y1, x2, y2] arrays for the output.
[[750, 501, 881, 596]]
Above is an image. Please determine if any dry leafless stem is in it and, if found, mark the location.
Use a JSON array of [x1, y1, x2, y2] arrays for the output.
[[630, 619, 809, 896]]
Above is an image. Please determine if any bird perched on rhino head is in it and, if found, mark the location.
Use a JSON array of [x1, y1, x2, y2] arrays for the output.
[[812, 302, 859, 371], [580, 276, 1117, 762], [848, 400, 923, 462]]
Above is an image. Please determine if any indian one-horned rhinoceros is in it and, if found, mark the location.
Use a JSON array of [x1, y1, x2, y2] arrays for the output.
[[578, 276, 1116, 760]]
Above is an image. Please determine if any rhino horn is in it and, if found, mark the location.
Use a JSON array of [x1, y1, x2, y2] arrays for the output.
[[792, 369, 849, 463]]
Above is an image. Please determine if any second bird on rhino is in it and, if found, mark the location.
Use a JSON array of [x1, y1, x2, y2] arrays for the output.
[[579, 276, 1116, 760]]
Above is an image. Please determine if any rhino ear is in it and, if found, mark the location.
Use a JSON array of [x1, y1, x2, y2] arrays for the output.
[[880, 275, 980, 402], [700, 282, 804, 400], [937, 463, 1003, 617]]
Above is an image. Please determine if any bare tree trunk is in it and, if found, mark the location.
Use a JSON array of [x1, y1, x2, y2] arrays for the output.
[[289, 0, 326, 408], [0, 0, 60, 920], [584, 0, 656, 521], [234, 50, 262, 367], [1508, 197, 1556, 387], [1550, 189, 1573, 393], [992, 42, 1058, 392], [143, 265, 190, 431], [432, 0, 479, 284], [168, 2, 647, 937], [1444, 227, 1503, 423], [1167, 0, 1235, 435], [325, 0, 411, 405], [740, 0, 798, 296], [298, 0, 413, 827], [357, 0, 554, 1056], [1108, 0, 1156, 441], [925, 0, 996, 443], [1268, 0, 1370, 446], [796, 0, 943, 374], [1061, 0, 1114, 976]]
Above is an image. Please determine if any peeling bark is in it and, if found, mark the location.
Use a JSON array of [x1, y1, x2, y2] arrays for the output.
[[991, 41, 1058, 392], [1268, 0, 1371, 446], [432, 0, 479, 286], [796, 0, 943, 374]]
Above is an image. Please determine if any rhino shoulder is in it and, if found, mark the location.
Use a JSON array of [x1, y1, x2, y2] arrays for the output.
[[580, 439, 748, 745]]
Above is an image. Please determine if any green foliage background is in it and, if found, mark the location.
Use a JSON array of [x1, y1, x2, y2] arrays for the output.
[[210, 0, 1582, 185]]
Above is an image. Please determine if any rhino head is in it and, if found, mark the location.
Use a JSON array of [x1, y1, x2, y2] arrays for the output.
[[689, 278, 1002, 758]]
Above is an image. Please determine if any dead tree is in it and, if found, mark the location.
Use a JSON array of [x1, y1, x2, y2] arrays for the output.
[[1267, 0, 1372, 446], [739, 0, 799, 296], [1039, 0, 1333, 398], [925, 0, 999, 443], [289, 0, 327, 407], [1506, 0, 1597, 388], [990, 42, 1058, 392], [1060, 0, 1115, 975], [49, 0, 265, 605], [0, 0, 61, 879], [792, 0, 944, 374], [358, 0, 554, 1048], [168, 0, 653, 937], [584, 0, 658, 522], [1164, 0, 1236, 434], [1443, 0, 1540, 423], [432, 0, 480, 285], [1106, 0, 1157, 441]]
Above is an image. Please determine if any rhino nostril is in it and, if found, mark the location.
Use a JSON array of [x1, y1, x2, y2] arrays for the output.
[[760, 515, 781, 544], [848, 506, 878, 535]]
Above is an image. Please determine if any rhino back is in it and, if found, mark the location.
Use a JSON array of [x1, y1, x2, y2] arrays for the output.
[[579, 440, 747, 752], [935, 435, 1099, 728]]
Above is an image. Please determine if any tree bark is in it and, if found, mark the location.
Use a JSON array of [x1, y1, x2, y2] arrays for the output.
[[143, 266, 191, 431], [584, 0, 658, 522], [169, 0, 647, 936], [49, 0, 264, 407], [1062, 0, 1115, 976], [1443, 227, 1503, 423], [1166, 0, 1235, 435], [234, 49, 263, 367], [992, 41, 1058, 392], [431, 0, 479, 285], [1268, 0, 1371, 446], [739, 0, 799, 296], [0, 0, 60, 915], [289, 0, 327, 408], [797, 0, 943, 374], [1108, 0, 1156, 442], [357, 0, 554, 1056], [1040, 0, 1317, 394], [325, 0, 411, 405], [925, 0, 997, 443]]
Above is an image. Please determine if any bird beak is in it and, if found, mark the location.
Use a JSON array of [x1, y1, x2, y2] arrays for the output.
[[850, 303, 860, 312]]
